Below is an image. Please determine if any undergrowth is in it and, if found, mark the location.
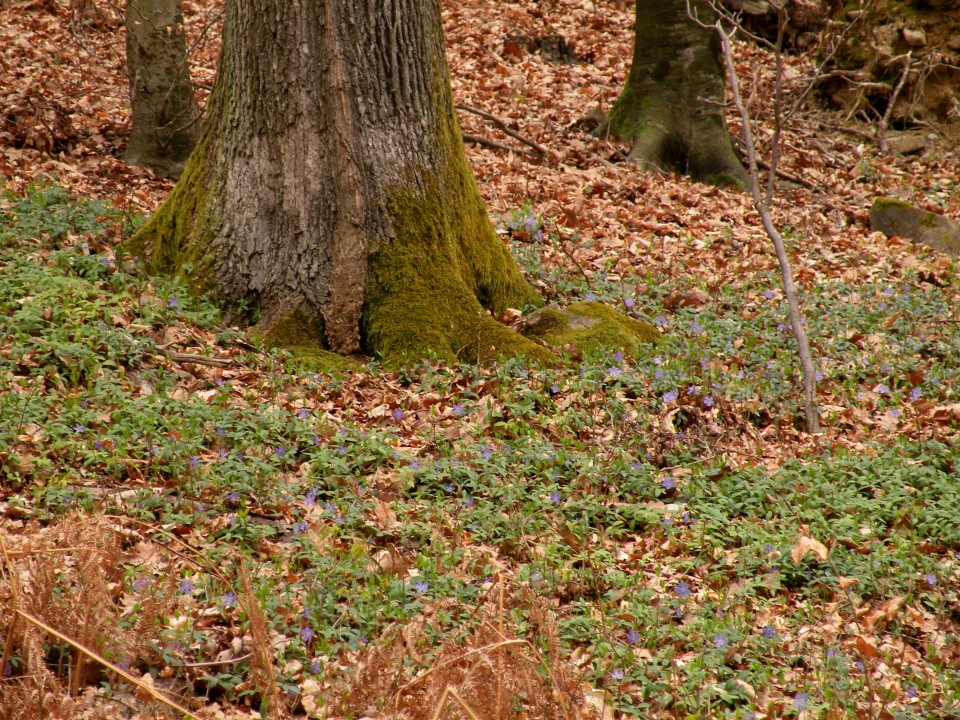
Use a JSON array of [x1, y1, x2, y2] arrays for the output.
[[1, 184, 959, 719]]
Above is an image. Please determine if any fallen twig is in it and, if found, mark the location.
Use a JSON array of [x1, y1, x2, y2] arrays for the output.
[[457, 103, 548, 155], [462, 132, 538, 156]]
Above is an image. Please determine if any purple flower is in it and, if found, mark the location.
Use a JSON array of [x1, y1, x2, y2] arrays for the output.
[[300, 627, 316, 643], [413, 580, 429, 595], [549, 491, 562, 505], [625, 628, 641, 644], [793, 693, 808, 711], [662, 389, 678, 404], [585, 292, 597, 302], [875, 383, 890, 395], [409, 459, 420, 470], [923, 573, 937, 586], [613, 351, 625, 363], [481, 445, 493, 461], [910, 387, 922, 402], [703, 396, 715, 408], [607, 366, 621, 379], [452, 403, 466, 416], [296, 408, 309, 419], [215, 426, 227, 438], [689, 321, 704, 336], [167, 297, 179, 309], [309, 659, 321, 674], [624, 297, 635, 309], [654, 316, 667, 328], [610, 668, 625, 680], [225, 491, 240, 504], [222, 592, 237, 607], [178, 579, 195, 595], [293, 521, 308, 535], [392, 407, 404, 421], [675, 581, 692, 598], [274, 446, 286, 457], [73, 424, 85, 434], [662, 477, 676, 491], [550, 383, 560, 394], [762, 624, 776, 639], [762, 289, 775, 300], [188, 455, 201, 469], [906, 685, 918, 699], [304, 489, 317, 505], [713, 634, 728, 649], [132, 576, 150, 594]]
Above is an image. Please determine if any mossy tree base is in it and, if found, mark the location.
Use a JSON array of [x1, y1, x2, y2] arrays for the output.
[[521, 302, 659, 358], [123, 0, 553, 367], [600, 0, 748, 187]]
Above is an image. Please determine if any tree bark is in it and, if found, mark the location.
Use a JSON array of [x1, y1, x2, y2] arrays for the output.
[[126, 0, 547, 364], [602, 0, 748, 186], [125, 0, 200, 178]]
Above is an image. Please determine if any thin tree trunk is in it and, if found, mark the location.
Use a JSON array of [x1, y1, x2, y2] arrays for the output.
[[126, 0, 546, 364], [125, 0, 200, 178]]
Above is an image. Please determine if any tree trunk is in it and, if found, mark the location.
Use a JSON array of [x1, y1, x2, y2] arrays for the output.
[[126, 0, 547, 364], [125, 0, 200, 178], [603, 0, 748, 186]]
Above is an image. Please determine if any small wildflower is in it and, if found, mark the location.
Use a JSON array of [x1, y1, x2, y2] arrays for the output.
[[311, 435, 321, 445], [293, 521, 308, 535], [73, 424, 85, 434], [530, 572, 543, 585], [481, 445, 493, 461], [625, 628, 641, 644], [689, 320, 704, 335], [703, 396, 715, 408], [923, 573, 937, 586], [337, 445, 347, 455], [225, 491, 240, 504], [188, 456, 201, 469], [906, 685, 918, 699], [133, 576, 150, 594], [675, 581, 692, 598], [606, 366, 621, 379], [654, 316, 667, 327], [875, 383, 890, 395], [713, 634, 728, 649], [762, 289, 775, 300], [762, 624, 776, 639], [549, 490, 562, 505], [413, 580, 429, 595], [391, 407, 404, 421], [452, 403, 466, 416], [624, 297, 635, 309], [302, 607, 314, 619], [178, 579, 195, 595], [910, 387, 922, 401], [826, 647, 841, 659], [550, 382, 560, 394], [613, 350, 625, 363], [584, 292, 597, 302], [304, 489, 317, 505], [93, 440, 103, 450], [222, 592, 237, 607], [409, 459, 420, 470], [662, 477, 676, 491], [300, 627, 316, 643], [610, 668, 625, 680], [793, 693, 808, 711], [274, 446, 286, 457], [309, 659, 321, 673], [854, 660, 865, 672], [296, 408, 309, 419], [215, 426, 227, 438], [815, 370, 824, 382], [167, 297, 180, 309], [662, 389, 678, 404]]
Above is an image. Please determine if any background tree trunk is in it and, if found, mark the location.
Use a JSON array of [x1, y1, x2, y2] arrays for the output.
[[603, 0, 748, 186], [127, 0, 546, 364], [125, 0, 200, 178]]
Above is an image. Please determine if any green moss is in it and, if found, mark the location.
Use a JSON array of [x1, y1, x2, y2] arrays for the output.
[[120, 132, 220, 293], [522, 302, 659, 357], [364, 186, 550, 367], [707, 172, 745, 190], [284, 347, 361, 375], [250, 304, 324, 348], [871, 197, 914, 211]]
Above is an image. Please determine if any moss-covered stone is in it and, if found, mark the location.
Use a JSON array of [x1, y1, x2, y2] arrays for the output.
[[521, 302, 659, 357], [284, 347, 361, 375], [870, 197, 960, 257]]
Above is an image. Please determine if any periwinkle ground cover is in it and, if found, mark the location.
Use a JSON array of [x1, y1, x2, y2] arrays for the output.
[[1, 185, 958, 717]]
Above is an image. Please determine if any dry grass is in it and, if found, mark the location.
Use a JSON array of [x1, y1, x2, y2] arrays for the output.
[[0, 514, 181, 720], [343, 583, 593, 720]]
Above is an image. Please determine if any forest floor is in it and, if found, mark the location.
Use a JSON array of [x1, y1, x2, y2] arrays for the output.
[[2, 1, 960, 719]]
